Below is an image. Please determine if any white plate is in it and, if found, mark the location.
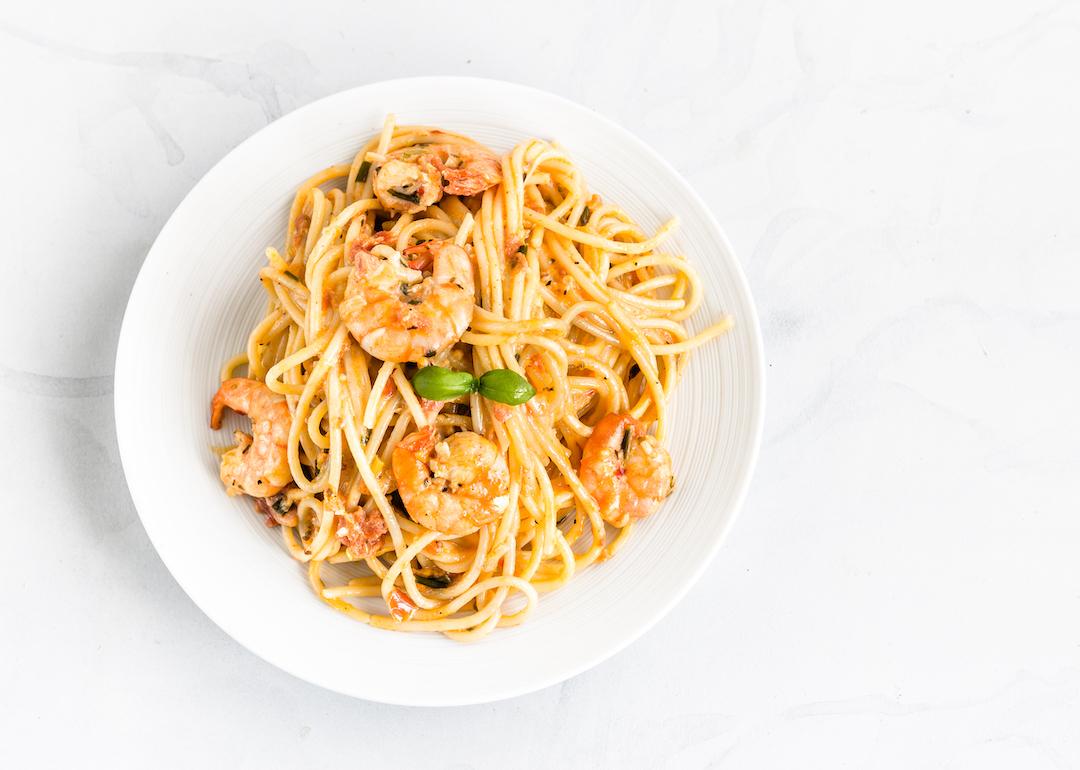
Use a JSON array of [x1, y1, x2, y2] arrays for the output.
[[114, 77, 765, 706]]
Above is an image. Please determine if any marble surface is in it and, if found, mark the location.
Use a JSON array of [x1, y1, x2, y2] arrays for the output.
[[2, 1, 1079, 767]]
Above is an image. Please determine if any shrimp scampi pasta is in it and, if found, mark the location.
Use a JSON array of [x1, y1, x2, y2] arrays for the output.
[[210, 116, 732, 640]]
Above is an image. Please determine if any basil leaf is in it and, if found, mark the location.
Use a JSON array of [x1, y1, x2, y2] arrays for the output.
[[477, 369, 536, 405], [410, 366, 476, 401]]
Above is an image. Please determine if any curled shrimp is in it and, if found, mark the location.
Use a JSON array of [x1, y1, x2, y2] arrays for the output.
[[373, 143, 503, 214], [392, 427, 511, 536], [340, 239, 475, 363], [428, 144, 503, 196], [578, 413, 674, 527], [210, 378, 292, 498]]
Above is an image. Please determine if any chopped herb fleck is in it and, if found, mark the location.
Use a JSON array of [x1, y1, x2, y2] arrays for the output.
[[390, 189, 421, 204], [580, 206, 591, 226], [357, 160, 371, 182], [269, 494, 291, 516], [620, 428, 632, 458]]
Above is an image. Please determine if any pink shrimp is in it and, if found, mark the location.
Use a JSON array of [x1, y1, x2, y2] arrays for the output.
[[210, 378, 292, 498], [339, 239, 475, 363], [392, 427, 510, 536], [578, 413, 674, 527], [373, 143, 503, 214]]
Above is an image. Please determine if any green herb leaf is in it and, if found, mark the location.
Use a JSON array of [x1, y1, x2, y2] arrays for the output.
[[477, 369, 536, 406], [580, 206, 591, 226], [517, 244, 527, 255], [357, 160, 371, 183], [410, 365, 476, 401]]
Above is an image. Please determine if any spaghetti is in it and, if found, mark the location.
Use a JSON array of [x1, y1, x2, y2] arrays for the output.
[[211, 115, 731, 640]]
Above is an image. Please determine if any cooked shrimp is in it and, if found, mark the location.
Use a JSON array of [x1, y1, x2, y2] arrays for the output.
[[392, 427, 510, 536], [427, 144, 503, 196], [578, 413, 674, 527], [373, 143, 503, 214], [340, 240, 475, 363], [373, 156, 443, 214], [210, 378, 292, 498]]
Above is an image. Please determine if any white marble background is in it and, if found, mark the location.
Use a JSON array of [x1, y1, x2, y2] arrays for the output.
[[2, 0, 1078, 767]]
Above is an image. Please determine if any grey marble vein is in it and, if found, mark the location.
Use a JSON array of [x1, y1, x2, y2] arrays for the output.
[[0, 363, 113, 398]]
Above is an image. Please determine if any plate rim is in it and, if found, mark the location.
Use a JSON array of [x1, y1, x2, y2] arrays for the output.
[[114, 75, 766, 706]]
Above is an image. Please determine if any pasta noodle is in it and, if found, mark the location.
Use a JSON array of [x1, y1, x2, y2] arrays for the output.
[[211, 115, 731, 640]]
